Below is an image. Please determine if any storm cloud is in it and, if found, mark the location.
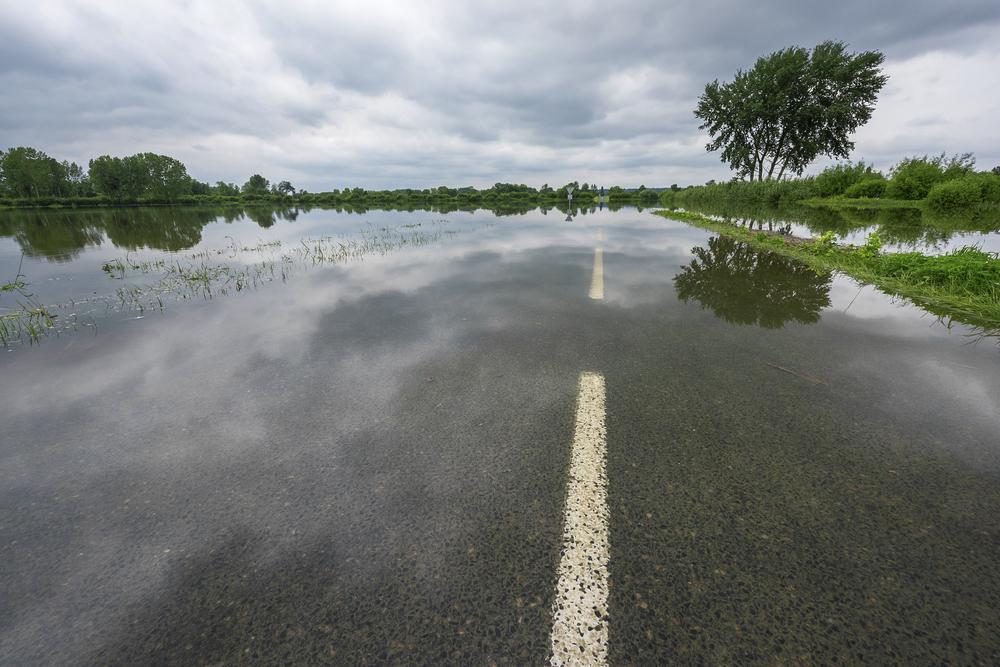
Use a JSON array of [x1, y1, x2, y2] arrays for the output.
[[2, 0, 998, 189]]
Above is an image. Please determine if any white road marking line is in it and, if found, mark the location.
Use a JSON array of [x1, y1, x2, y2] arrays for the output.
[[550, 371, 609, 667], [588, 248, 604, 300]]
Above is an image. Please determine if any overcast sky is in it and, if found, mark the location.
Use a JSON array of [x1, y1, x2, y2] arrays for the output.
[[2, 1, 999, 190]]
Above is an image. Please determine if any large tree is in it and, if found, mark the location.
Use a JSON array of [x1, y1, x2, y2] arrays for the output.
[[242, 173, 270, 194], [274, 180, 295, 196], [695, 41, 887, 181]]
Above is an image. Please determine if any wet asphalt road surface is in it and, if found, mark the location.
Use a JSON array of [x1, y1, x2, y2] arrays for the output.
[[2, 208, 1000, 664]]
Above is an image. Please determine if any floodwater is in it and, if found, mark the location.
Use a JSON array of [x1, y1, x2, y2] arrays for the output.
[[2, 205, 999, 664], [673, 200, 1000, 255]]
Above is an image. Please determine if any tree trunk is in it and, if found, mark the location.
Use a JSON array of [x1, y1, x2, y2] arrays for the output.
[[776, 160, 789, 181], [766, 129, 787, 180]]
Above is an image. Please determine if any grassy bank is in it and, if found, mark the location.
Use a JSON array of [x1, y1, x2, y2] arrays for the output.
[[655, 209, 1000, 332], [800, 197, 924, 210]]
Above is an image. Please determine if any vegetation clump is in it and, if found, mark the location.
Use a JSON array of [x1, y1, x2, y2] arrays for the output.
[[0, 257, 57, 345], [843, 177, 887, 199], [885, 154, 975, 200], [876, 246, 1000, 297], [813, 162, 881, 198], [926, 177, 986, 212]]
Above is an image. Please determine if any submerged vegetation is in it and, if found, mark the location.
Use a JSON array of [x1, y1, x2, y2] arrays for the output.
[[656, 208, 1000, 334], [0, 255, 56, 346], [0, 219, 468, 347]]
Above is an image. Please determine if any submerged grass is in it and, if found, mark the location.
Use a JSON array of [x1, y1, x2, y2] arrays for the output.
[[1, 255, 59, 346], [108, 222, 462, 311], [0, 302, 57, 346], [1, 220, 466, 348], [656, 209, 1000, 333]]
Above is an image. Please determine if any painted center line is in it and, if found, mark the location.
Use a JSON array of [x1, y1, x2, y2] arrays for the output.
[[589, 248, 604, 300], [550, 371, 610, 666]]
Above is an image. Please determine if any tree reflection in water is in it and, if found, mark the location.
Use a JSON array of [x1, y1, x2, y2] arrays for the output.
[[674, 235, 832, 328], [0, 206, 304, 259]]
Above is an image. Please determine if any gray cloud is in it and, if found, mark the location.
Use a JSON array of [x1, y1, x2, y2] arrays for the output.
[[1, 0, 998, 190]]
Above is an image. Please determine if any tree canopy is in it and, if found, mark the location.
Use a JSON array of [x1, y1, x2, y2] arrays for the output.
[[695, 41, 887, 181], [0, 147, 87, 198], [242, 174, 270, 194], [88, 153, 193, 200]]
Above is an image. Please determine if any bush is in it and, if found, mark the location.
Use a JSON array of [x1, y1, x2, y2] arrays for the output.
[[885, 153, 976, 200], [885, 157, 945, 200], [813, 162, 880, 197], [966, 172, 1000, 204], [941, 152, 976, 181], [858, 231, 883, 259], [926, 177, 983, 211], [844, 177, 887, 199], [808, 230, 838, 255]]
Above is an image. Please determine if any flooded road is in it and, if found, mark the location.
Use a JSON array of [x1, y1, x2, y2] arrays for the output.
[[2, 206, 999, 664]]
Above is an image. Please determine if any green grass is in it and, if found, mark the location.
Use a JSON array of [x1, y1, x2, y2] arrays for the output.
[[801, 197, 925, 209], [655, 209, 1000, 333], [1, 269, 57, 346]]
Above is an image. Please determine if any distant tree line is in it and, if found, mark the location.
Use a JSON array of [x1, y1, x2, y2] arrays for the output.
[[0, 146, 660, 209], [0, 146, 298, 205]]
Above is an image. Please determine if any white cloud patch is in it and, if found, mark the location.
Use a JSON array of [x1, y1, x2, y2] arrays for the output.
[[853, 48, 1000, 171]]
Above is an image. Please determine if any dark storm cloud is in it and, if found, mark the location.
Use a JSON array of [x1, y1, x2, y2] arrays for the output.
[[1, 0, 998, 189]]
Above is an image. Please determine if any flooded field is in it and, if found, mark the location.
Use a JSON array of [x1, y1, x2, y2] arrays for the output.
[[2, 205, 999, 663]]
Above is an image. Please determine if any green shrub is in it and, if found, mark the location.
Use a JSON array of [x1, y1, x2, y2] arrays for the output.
[[926, 178, 983, 211], [941, 152, 977, 181], [885, 153, 976, 200], [858, 231, 883, 259], [808, 230, 838, 255], [844, 177, 887, 199], [966, 172, 1000, 204], [813, 162, 880, 197], [885, 157, 945, 200]]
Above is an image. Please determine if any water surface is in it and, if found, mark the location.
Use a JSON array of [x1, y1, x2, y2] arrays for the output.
[[2, 205, 999, 664], [672, 200, 1000, 255]]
